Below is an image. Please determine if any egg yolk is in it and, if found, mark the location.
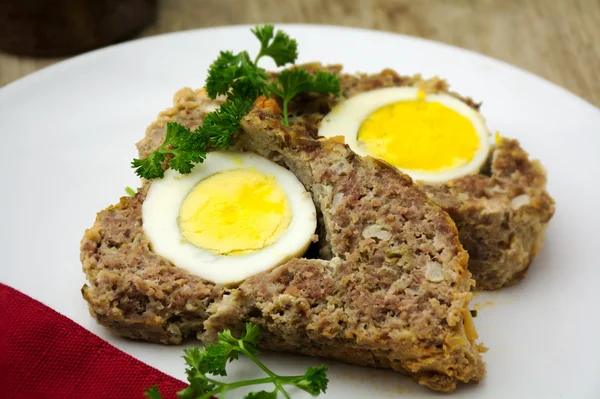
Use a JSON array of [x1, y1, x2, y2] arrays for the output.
[[178, 168, 292, 255], [357, 99, 480, 172]]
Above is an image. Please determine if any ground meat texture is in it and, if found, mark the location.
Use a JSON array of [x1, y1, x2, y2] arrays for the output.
[[286, 64, 555, 290], [81, 187, 224, 344], [423, 139, 554, 289], [232, 109, 485, 392], [82, 94, 486, 392]]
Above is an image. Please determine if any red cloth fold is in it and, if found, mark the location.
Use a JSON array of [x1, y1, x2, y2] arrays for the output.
[[0, 283, 186, 399]]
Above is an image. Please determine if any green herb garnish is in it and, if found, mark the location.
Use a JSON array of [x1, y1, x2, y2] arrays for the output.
[[252, 25, 299, 66], [125, 186, 136, 196], [131, 100, 250, 179], [132, 25, 340, 180], [269, 69, 340, 127], [204, 25, 298, 101], [143, 385, 162, 399], [145, 323, 328, 399]]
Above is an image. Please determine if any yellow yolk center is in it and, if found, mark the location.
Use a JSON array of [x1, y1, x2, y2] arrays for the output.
[[178, 168, 292, 255], [357, 98, 480, 172]]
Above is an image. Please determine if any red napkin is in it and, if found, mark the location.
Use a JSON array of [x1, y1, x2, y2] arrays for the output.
[[0, 282, 187, 399]]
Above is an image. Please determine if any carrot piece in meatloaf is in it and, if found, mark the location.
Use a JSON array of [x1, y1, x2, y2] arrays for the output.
[[82, 93, 485, 393]]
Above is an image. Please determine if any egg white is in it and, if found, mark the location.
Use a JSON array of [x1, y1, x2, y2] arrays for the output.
[[142, 151, 317, 285], [318, 87, 491, 183]]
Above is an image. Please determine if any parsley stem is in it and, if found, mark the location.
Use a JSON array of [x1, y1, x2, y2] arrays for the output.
[[201, 376, 287, 399], [282, 99, 290, 126], [199, 391, 218, 399], [197, 373, 222, 386], [240, 342, 292, 399], [240, 343, 277, 380], [195, 375, 308, 399], [198, 376, 276, 399], [222, 376, 275, 389]]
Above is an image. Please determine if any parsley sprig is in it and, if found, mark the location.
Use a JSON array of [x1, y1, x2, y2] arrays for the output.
[[269, 69, 340, 126], [132, 25, 340, 180], [252, 25, 299, 66], [131, 99, 251, 179], [144, 323, 328, 399], [205, 25, 299, 101]]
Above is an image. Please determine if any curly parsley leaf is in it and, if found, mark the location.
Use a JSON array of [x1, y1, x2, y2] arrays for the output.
[[145, 323, 328, 399], [203, 340, 239, 376], [294, 366, 329, 395], [132, 97, 253, 179], [131, 151, 167, 180], [269, 69, 341, 126], [252, 25, 298, 66], [132, 122, 206, 179], [244, 390, 278, 399], [205, 51, 243, 98], [132, 25, 339, 179], [206, 24, 297, 101], [206, 51, 269, 100], [143, 385, 163, 399], [183, 347, 207, 374], [199, 96, 253, 148], [252, 25, 275, 51], [241, 322, 261, 348]]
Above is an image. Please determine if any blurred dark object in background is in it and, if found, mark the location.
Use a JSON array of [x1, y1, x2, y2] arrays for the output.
[[0, 0, 157, 57]]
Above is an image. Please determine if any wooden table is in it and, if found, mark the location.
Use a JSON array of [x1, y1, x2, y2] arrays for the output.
[[1, 0, 599, 107]]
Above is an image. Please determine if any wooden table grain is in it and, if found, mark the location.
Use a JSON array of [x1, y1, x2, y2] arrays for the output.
[[1, 0, 599, 107]]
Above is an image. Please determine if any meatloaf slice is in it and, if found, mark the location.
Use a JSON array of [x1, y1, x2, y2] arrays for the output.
[[422, 139, 554, 289], [286, 64, 555, 290], [82, 104, 485, 393], [136, 66, 555, 290]]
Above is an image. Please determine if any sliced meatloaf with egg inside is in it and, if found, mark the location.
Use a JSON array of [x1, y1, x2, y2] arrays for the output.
[[82, 93, 486, 392], [285, 64, 555, 290], [137, 65, 555, 290]]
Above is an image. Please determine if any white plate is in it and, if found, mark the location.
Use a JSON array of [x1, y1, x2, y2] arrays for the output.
[[1, 25, 599, 399]]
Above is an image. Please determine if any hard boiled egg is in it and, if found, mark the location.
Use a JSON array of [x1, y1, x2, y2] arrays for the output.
[[318, 87, 491, 183], [142, 151, 316, 285]]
